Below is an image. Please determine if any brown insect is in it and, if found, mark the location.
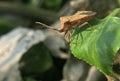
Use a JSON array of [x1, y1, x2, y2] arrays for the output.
[[36, 11, 96, 41]]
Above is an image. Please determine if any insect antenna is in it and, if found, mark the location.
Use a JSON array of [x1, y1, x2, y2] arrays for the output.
[[35, 22, 58, 31]]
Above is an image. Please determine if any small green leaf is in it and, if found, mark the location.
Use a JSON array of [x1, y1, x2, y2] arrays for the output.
[[70, 8, 120, 77]]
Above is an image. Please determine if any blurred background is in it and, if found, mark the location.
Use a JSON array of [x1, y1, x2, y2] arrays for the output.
[[0, 0, 119, 81]]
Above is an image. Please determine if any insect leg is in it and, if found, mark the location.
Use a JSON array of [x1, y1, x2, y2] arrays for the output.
[[68, 30, 72, 43], [64, 30, 68, 37], [78, 22, 88, 28]]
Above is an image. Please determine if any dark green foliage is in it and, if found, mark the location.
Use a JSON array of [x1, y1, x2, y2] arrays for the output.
[[43, 0, 63, 11], [0, 19, 15, 35], [20, 43, 53, 77]]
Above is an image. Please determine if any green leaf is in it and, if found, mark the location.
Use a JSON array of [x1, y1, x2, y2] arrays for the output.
[[70, 8, 120, 77]]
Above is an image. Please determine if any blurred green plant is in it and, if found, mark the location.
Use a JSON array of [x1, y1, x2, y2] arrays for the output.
[[0, 19, 15, 35], [43, 0, 63, 11], [25, 77, 37, 81], [20, 43, 53, 78], [70, 8, 120, 80], [117, 0, 120, 6]]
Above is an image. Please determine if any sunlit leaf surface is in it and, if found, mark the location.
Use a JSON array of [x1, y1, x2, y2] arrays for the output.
[[70, 9, 120, 76]]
